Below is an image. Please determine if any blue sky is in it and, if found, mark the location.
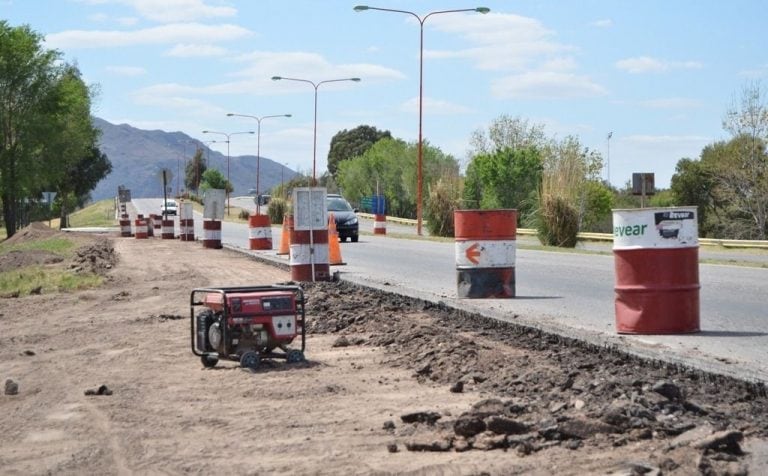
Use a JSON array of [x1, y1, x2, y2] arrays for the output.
[[4, 0, 767, 188]]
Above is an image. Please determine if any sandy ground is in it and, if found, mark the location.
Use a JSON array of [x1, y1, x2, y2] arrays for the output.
[[1, 228, 767, 475]]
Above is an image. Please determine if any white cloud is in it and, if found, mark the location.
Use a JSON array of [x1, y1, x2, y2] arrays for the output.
[[590, 19, 613, 28], [76, 0, 237, 23], [88, 13, 109, 22], [738, 64, 768, 79], [399, 97, 474, 115], [232, 50, 406, 83], [165, 43, 228, 57], [491, 72, 608, 99], [616, 56, 703, 74], [424, 13, 576, 72], [105, 65, 147, 76], [117, 16, 139, 26], [638, 97, 702, 109], [46, 23, 253, 48]]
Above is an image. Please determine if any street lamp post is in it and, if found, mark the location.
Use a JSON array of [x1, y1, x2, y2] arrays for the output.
[[202, 130, 255, 215], [354, 5, 490, 235], [271, 76, 361, 186], [606, 131, 613, 186], [227, 113, 291, 214]]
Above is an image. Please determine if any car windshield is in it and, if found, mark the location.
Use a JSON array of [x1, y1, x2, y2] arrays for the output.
[[327, 197, 352, 212], [164, 201, 176, 207]]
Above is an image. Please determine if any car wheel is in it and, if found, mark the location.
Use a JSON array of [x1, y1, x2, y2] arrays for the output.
[[351, 235, 359, 243]]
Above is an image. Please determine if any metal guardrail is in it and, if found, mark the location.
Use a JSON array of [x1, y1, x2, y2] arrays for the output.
[[358, 213, 768, 250]]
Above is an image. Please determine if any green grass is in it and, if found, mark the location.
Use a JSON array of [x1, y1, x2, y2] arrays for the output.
[[0, 265, 103, 297], [68, 199, 118, 227], [0, 237, 76, 256]]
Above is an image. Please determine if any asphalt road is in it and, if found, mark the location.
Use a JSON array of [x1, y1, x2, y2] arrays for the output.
[[131, 198, 768, 385]]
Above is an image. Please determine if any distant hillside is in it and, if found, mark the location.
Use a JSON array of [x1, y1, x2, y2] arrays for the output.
[[91, 117, 297, 200]]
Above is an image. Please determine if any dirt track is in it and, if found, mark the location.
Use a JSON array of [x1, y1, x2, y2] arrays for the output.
[[1, 228, 768, 475]]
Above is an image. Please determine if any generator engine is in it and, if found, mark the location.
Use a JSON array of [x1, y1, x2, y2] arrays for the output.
[[190, 285, 305, 369]]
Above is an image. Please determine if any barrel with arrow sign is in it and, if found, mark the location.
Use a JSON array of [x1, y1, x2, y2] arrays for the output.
[[454, 209, 517, 298]]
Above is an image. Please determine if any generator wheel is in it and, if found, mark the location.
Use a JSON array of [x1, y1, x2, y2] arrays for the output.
[[286, 349, 305, 364], [240, 351, 261, 369], [201, 354, 218, 368]]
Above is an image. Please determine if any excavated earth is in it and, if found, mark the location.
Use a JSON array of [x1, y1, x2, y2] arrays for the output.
[[1, 224, 767, 475]]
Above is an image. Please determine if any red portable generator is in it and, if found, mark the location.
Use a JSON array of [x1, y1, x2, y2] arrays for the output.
[[190, 285, 306, 369]]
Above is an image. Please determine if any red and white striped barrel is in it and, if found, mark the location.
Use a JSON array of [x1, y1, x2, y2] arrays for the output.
[[134, 217, 148, 239], [119, 214, 131, 237], [454, 209, 517, 298], [290, 228, 331, 282], [202, 220, 222, 249], [151, 214, 162, 234], [613, 207, 700, 334], [248, 214, 272, 250], [180, 219, 195, 241], [161, 219, 175, 239], [179, 202, 194, 241], [373, 214, 386, 235]]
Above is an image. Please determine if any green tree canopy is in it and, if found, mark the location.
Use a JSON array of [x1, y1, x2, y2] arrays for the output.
[[200, 168, 232, 194], [462, 147, 543, 223], [0, 21, 105, 236], [337, 138, 458, 218], [327, 125, 391, 177]]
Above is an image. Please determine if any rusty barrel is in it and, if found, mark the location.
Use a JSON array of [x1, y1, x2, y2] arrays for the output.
[[373, 214, 386, 235], [613, 207, 700, 334], [454, 209, 516, 298], [119, 214, 131, 237], [134, 216, 148, 239], [161, 219, 175, 239], [248, 214, 272, 250], [202, 220, 222, 249], [290, 225, 330, 282]]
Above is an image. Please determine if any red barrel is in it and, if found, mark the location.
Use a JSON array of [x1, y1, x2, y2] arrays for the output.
[[202, 220, 222, 249], [119, 214, 132, 237], [613, 207, 700, 334], [161, 219, 175, 239], [454, 209, 517, 298], [134, 217, 148, 239], [373, 214, 387, 235], [248, 214, 273, 250], [180, 218, 195, 241], [290, 226, 330, 282]]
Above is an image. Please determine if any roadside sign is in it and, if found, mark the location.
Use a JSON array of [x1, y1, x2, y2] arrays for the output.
[[41, 191, 57, 204], [204, 189, 225, 219], [293, 187, 327, 231]]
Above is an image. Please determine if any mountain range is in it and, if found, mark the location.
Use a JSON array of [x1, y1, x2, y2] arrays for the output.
[[91, 117, 296, 201]]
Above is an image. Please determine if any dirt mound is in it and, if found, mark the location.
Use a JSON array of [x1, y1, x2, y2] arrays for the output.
[[1, 222, 63, 246], [303, 280, 766, 472], [70, 238, 117, 275], [0, 250, 64, 273]]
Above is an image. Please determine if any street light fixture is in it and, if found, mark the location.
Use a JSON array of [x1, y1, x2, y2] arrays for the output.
[[227, 112, 292, 214], [271, 75, 361, 186], [201, 129, 255, 215], [354, 5, 490, 235]]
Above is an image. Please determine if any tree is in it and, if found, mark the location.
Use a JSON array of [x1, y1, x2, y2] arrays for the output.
[[200, 168, 232, 194], [469, 114, 547, 156], [184, 148, 207, 195], [0, 21, 62, 236], [670, 158, 718, 236], [337, 138, 457, 219], [462, 147, 543, 224], [327, 125, 391, 177]]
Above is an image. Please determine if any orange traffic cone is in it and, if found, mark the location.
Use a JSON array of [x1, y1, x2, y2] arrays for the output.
[[328, 213, 346, 266], [277, 214, 292, 255]]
